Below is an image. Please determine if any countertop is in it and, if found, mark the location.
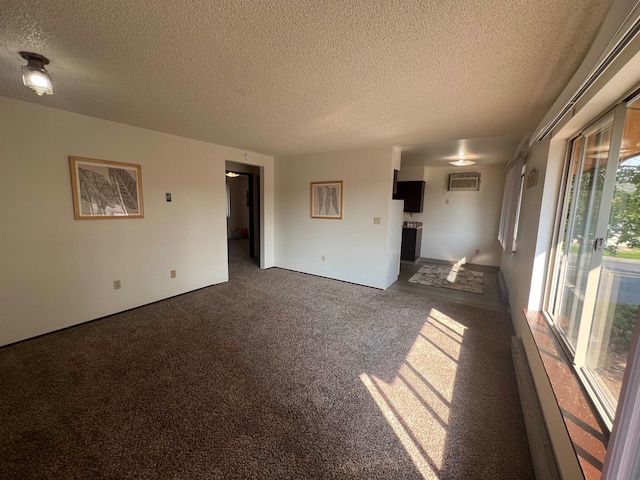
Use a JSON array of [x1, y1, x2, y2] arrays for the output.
[[402, 222, 423, 229]]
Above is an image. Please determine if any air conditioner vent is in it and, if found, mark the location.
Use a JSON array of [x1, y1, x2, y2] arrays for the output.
[[448, 172, 480, 191]]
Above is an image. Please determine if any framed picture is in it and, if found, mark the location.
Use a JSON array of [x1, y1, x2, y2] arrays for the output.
[[311, 181, 343, 219], [527, 167, 538, 188], [69, 156, 144, 219], [447, 172, 480, 191]]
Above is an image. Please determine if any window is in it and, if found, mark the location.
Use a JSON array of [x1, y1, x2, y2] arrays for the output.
[[548, 98, 640, 427]]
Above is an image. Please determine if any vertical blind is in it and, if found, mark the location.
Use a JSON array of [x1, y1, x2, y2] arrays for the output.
[[498, 152, 526, 252]]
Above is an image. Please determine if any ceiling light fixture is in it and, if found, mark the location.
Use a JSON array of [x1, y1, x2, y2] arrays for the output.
[[448, 158, 476, 167], [226, 172, 240, 177], [19, 52, 53, 96]]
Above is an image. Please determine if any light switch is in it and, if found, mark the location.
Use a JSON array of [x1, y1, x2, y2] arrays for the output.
[[373, 217, 381, 225]]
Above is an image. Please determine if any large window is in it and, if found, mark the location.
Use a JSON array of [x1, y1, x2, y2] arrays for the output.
[[548, 97, 640, 427]]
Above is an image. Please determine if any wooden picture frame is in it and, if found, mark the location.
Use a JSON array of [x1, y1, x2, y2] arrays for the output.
[[69, 156, 144, 220], [310, 181, 343, 219]]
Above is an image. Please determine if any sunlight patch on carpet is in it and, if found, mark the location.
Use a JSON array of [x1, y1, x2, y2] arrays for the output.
[[360, 308, 467, 479]]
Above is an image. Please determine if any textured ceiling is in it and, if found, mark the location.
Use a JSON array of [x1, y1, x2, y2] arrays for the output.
[[0, 0, 612, 160]]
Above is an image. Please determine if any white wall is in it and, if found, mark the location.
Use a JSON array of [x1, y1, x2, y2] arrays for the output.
[[399, 165, 505, 266], [397, 166, 426, 182], [0, 96, 274, 346], [274, 147, 397, 289], [500, 139, 553, 324]]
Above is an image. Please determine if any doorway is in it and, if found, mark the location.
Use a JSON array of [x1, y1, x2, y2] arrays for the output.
[[225, 161, 261, 267]]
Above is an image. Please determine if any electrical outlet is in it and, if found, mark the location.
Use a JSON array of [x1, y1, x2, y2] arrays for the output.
[[373, 217, 381, 225], [475, 248, 480, 254], [170, 270, 176, 278], [113, 280, 121, 290], [322, 255, 326, 261]]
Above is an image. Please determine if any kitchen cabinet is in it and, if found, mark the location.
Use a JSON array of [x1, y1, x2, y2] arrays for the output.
[[395, 181, 425, 212]]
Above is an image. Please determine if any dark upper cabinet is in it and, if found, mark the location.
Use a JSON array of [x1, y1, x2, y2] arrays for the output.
[[395, 181, 425, 212]]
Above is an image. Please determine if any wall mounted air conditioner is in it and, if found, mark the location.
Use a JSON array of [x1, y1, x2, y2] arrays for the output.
[[448, 172, 480, 191]]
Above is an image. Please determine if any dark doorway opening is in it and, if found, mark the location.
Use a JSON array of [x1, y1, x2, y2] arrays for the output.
[[225, 161, 261, 266]]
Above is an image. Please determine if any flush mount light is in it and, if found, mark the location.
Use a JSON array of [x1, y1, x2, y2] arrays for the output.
[[226, 172, 240, 178], [19, 52, 53, 96], [448, 159, 476, 167]]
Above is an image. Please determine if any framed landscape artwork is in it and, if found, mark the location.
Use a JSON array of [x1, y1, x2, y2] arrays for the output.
[[69, 156, 144, 219], [310, 181, 343, 219]]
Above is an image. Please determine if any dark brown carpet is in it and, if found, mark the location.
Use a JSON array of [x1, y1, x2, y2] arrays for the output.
[[0, 240, 534, 479]]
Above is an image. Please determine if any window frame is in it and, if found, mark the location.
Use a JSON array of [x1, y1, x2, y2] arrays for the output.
[[545, 101, 631, 429]]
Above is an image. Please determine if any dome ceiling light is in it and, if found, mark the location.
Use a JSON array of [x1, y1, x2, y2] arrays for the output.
[[19, 52, 53, 96], [448, 156, 476, 167]]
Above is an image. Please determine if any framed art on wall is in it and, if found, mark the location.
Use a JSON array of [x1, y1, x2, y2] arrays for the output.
[[69, 156, 144, 219], [526, 167, 538, 188], [310, 181, 343, 219]]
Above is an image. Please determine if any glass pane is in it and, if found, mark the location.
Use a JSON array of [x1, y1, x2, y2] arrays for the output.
[[557, 117, 613, 350], [551, 137, 582, 316], [585, 103, 640, 412]]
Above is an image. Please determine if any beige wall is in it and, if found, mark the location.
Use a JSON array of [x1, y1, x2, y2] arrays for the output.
[[0, 96, 274, 346], [274, 147, 398, 289]]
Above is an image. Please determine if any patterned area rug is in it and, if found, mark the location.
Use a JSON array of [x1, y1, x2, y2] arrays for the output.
[[408, 264, 484, 294]]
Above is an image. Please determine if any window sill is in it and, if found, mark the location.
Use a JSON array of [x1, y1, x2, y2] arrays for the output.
[[523, 309, 608, 480]]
